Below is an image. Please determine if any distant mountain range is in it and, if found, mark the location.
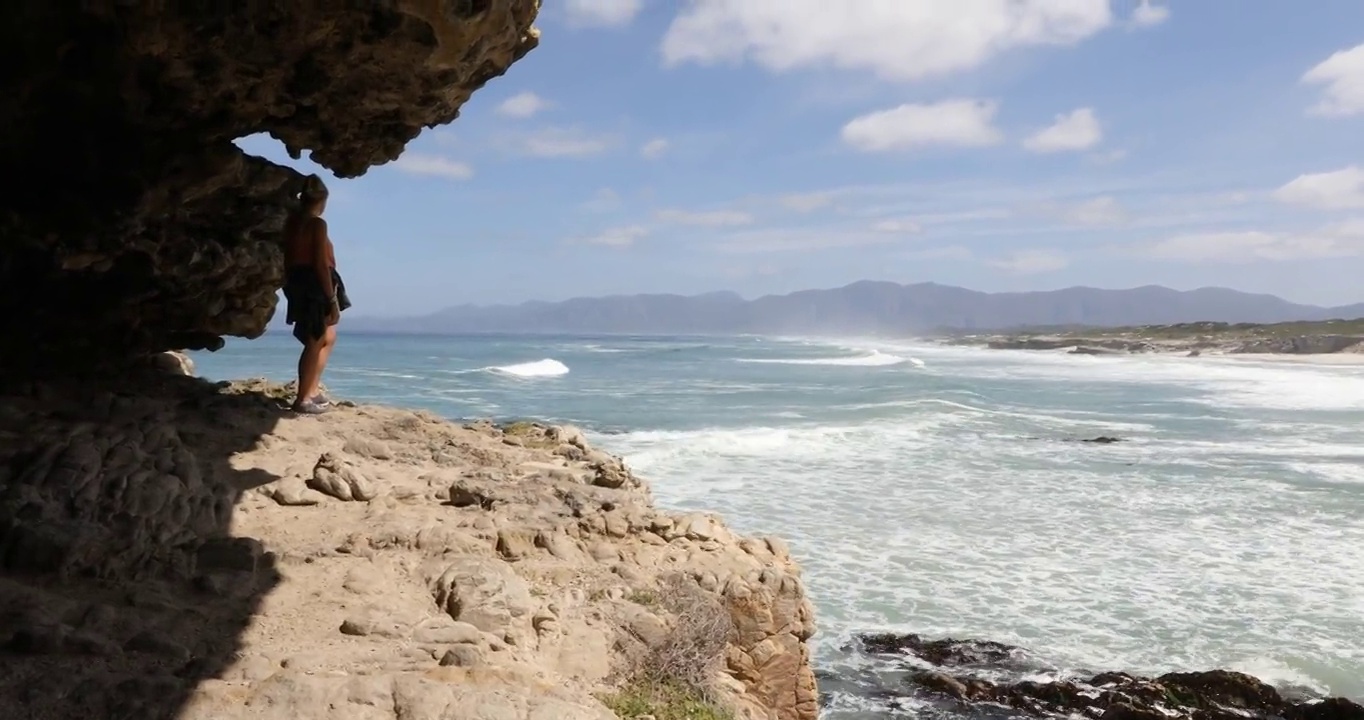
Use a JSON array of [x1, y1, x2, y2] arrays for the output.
[[322, 281, 1364, 336]]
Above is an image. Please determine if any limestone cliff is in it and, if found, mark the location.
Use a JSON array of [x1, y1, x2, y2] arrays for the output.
[[0, 2, 538, 372], [0, 370, 818, 720]]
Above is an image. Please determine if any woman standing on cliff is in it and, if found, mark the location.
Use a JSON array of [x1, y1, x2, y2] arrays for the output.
[[282, 174, 350, 414]]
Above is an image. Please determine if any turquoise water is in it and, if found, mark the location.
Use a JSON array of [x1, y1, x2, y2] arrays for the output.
[[192, 331, 1364, 713]]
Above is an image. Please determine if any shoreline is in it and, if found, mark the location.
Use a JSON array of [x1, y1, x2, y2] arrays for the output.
[[956, 344, 1364, 366], [1214, 351, 1364, 365], [937, 324, 1364, 366]]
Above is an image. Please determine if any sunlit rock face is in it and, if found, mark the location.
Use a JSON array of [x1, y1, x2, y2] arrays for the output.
[[0, 2, 539, 374]]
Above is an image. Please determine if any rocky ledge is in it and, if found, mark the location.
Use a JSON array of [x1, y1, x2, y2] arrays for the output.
[[0, 364, 817, 720], [835, 633, 1362, 720]]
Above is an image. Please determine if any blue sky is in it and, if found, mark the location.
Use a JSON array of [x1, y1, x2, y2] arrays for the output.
[[237, 0, 1364, 315]]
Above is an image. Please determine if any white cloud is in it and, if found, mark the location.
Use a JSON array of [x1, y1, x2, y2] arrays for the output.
[[1333, 217, 1364, 238], [1273, 166, 1364, 210], [661, 0, 1113, 82], [713, 227, 901, 254], [581, 225, 648, 248], [518, 127, 613, 158], [565, 0, 641, 28], [718, 263, 783, 280], [842, 100, 1003, 152], [917, 208, 1015, 225], [905, 245, 974, 261], [1144, 231, 1278, 262], [779, 192, 836, 213], [1210, 191, 1252, 206], [496, 91, 551, 118], [1303, 43, 1364, 117], [1049, 195, 1127, 227], [1130, 1, 1170, 28], [640, 138, 670, 159], [582, 188, 622, 213], [657, 209, 754, 227], [988, 248, 1070, 274], [1087, 148, 1128, 164], [1143, 221, 1364, 262], [872, 218, 922, 234], [1023, 107, 1102, 153], [392, 154, 474, 180]]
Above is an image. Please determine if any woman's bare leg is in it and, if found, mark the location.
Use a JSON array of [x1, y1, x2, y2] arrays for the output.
[[296, 336, 324, 406], [318, 326, 337, 375], [313, 325, 338, 397]]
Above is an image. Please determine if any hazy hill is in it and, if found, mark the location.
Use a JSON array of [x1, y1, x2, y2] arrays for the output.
[[324, 281, 1364, 336]]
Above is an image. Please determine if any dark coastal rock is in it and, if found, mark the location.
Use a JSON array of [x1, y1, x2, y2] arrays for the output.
[[987, 338, 1077, 351], [988, 337, 1160, 354], [849, 632, 1364, 720], [1016, 436, 1126, 444], [0, 3, 540, 375], [861, 633, 1026, 668]]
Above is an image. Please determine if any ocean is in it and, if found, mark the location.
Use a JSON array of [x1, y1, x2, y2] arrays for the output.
[[190, 331, 1364, 715]]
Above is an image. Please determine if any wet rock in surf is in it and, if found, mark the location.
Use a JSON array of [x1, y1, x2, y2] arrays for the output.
[[861, 633, 1026, 668], [850, 633, 1364, 720], [1018, 435, 1126, 444]]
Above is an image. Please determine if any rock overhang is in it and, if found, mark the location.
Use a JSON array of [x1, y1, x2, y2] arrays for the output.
[[0, 1, 539, 375]]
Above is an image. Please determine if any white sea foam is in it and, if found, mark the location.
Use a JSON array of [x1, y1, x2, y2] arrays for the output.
[[488, 358, 570, 378], [737, 349, 908, 367], [854, 338, 1364, 413], [839, 397, 1156, 432], [339, 368, 422, 380], [1283, 461, 1364, 486], [1227, 657, 1334, 697], [596, 375, 1364, 702]]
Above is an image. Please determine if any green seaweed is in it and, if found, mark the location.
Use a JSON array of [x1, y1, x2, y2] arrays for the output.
[[600, 680, 732, 720]]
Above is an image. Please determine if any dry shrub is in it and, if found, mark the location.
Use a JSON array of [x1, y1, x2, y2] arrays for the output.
[[608, 572, 736, 717]]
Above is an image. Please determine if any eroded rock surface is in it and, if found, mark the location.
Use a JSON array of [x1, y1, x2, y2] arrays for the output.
[[0, 2, 539, 372], [0, 372, 817, 720]]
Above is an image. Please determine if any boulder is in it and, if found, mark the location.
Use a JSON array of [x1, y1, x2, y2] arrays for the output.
[[308, 452, 377, 502], [428, 557, 533, 639]]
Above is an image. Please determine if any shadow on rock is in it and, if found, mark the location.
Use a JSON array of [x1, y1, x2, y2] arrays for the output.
[[844, 633, 1364, 720], [0, 368, 289, 719]]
